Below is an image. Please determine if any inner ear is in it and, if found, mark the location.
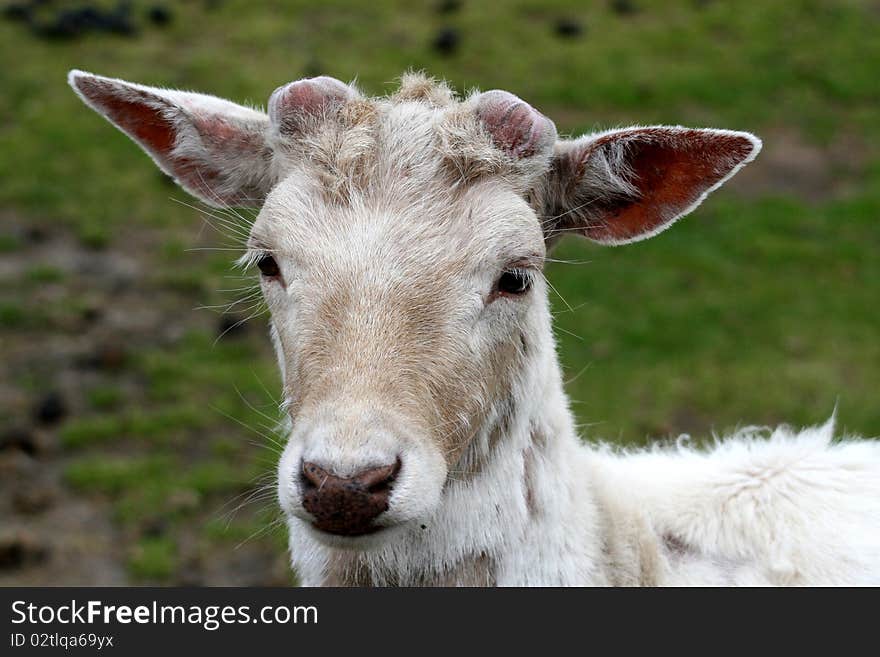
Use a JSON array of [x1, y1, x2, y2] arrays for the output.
[[93, 86, 177, 155], [546, 127, 761, 245], [69, 70, 274, 208]]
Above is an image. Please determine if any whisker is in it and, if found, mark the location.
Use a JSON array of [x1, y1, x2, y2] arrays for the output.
[[553, 324, 585, 342], [564, 361, 593, 385], [210, 405, 284, 452], [213, 304, 268, 345], [541, 272, 574, 314], [234, 516, 285, 551]]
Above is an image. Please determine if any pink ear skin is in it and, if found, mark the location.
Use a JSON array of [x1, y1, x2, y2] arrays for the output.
[[68, 70, 273, 208], [475, 90, 557, 159], [70, 74, 179, 162], [70, 73, 214, 197], [268, 76, 357, 137], [562, 127, 761, 245]]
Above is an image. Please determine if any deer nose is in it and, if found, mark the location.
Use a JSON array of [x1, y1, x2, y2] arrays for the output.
[[300, 459, 401, 536]]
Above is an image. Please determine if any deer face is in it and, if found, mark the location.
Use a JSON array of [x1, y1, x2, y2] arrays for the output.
[[70, 71, 760, 546], [255, 165, 547, 545]]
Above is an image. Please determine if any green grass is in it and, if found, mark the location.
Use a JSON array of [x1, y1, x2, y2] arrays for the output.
[[550, 192, 880, 441], [66, 455, 174, 494], [0, 233, 22, 253], [0, 302, 27, 329], [1, 0, 878, 583], [87, 385, 124, 411], [25, 265, 64, 284], [128, 536, 177, 581]]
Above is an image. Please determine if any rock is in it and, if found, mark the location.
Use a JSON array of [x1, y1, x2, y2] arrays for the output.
[[432, 27, 460, 56], [610, 0, 639, 15], [0, 532, 49, 570], [34, 9, 89, 40], [25, 224, 49, 243], [12, 486, 56, 514], [141, 517, 169, 538], [31, 2, 138, 41], [147, 5, 172, 26], [435, 0, 462, 14], [81, 303, 103, 324], [33, 391, 66, 426], [98, 341, 127, 370], [0, 427, 38, 456], [80, 341, 127, 371], [2, 3, 32, 22], [554, 18, 584, 39], [103, 2, 137, 36]]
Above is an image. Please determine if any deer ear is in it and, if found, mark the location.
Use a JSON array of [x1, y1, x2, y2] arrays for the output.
[[68, 70, 275, 208], [543, 126, 761, 245]]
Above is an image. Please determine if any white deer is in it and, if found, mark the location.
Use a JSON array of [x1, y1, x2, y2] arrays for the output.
[[69, 71, 880, 586]]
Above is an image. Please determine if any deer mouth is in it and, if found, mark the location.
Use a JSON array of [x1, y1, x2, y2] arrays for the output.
[[311, 522, 387, 537]]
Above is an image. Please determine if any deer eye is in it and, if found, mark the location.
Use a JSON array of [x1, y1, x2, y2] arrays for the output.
[[495, 268, 532, 296], [257, 254, 280, 278]]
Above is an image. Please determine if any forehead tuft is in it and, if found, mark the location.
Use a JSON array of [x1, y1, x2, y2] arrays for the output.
[[273, 74, 553, 200], [391, 71, 456, 107]]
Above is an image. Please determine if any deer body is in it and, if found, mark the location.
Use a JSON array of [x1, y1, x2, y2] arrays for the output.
[[70, 71, 880, 586]]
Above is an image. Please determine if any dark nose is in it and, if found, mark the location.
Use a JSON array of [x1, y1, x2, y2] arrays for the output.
[[300, 459, 401, 536]]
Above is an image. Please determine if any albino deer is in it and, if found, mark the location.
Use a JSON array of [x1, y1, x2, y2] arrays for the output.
[[69, 71, 880, 586]]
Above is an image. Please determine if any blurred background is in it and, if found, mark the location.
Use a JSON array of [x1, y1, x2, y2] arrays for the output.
[[1, 0, 878, 586]]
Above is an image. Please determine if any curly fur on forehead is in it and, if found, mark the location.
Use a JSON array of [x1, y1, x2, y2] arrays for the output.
[[272, 72, 555, 202], [392, 71, 457, 107]]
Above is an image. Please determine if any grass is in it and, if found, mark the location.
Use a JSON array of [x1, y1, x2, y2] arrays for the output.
[[1, 0, 878, 583], [550, 192, 880, 440], [25, 265, 64, 283], [128, 536, 177, 580], [87, 385, 124, 411]]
